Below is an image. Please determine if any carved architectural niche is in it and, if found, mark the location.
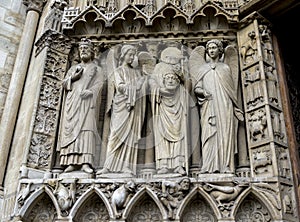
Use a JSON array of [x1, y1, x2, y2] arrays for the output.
[[247, 108, 268, 145], [181, 193, 217, 221], [74, 194, 110, 221], [242, 66, 265, 110], [22, 193, 57, 222], [250, 145, 274, 176], [127, 194, 162, 221], [275, 145, 292, 179], [235, 193, 272, 221]]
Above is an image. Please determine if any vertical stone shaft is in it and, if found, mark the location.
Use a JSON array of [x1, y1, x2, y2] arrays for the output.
[[0, 9, 41, 187]]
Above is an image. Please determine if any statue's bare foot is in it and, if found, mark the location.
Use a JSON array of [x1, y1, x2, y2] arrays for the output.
[[157, 167, 169, 174], [81, 164, 93, 174], [96, 167, 109, 175], [174, 166, 186, 175], [64, 165, 75, 173]]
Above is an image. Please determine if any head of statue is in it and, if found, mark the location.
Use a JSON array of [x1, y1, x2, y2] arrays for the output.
[[206, 39, 223, 60], [78, 38, 95, 62], [162, 64, 181, 90], [179, 177, 190, 191], [119, 45, 137, 66]]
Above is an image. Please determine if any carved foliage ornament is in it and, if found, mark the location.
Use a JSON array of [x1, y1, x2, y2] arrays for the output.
[[23, 0, 48, 13]]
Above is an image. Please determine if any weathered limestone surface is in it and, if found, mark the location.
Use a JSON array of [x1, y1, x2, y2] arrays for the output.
[[0, 0, 299, 221]]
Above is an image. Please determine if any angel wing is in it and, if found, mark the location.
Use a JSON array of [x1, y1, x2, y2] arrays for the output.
[[188, 45, 206, 85], [105, 45, 119, 114], [224, 45, 239, 93]]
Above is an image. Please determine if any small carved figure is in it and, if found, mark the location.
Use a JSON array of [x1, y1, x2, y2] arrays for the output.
[[97, 45, 147, 176], [249, 109, 267, 141], [241, 30, 258, 65], [111, 180, 136, 218], [265, 66, 278, 105], [59, 38, 104, 174], [259, 25, 274, 64], [244, 67, 264, 107], [203, 181, 248, 205], [150, 47, 190, 175], [159, 177, 191, 219], [190, 39, 243, 174], [53, 179, 76, 212]]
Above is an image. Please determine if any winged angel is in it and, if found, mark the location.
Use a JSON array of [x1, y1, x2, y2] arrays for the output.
[[97, 44, 147, 176], [189, 39, 244, 174]]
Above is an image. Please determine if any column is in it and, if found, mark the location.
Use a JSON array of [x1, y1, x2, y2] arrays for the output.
[[0, 0, 46, 188]]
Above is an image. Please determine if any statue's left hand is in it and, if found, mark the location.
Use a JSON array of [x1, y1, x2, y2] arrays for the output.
[[80, 90, 93, 99]]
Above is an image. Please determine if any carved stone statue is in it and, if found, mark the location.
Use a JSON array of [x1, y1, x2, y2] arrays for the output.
[[59, 38, 104, 173], [159, 177, 191, 219], [189, 39, 244, 174], [111, 180, 136, 218], [150, 47, 190, 175], [97, 45, 147, 176]]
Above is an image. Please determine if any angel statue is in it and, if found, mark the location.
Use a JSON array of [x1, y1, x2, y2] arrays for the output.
[[97, 44, 147, 176], [149, 47, 191, 176], [189, 39, 244, 174]]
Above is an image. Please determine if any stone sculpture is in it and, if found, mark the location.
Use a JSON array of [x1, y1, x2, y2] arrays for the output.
[[59, 38, 104, 173], [159, 177, 191, 219], [111, 180, 136, 218], [150, 47, 190, 176], [189, 39, 244, 174], [97, 45, 147, 176]]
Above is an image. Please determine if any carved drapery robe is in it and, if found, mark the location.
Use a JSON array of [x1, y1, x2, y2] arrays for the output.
[[195, 62, 239, 173], [152, 86, 187, 171], [60, 63, 103, 167], [103, 65, 146, 174]]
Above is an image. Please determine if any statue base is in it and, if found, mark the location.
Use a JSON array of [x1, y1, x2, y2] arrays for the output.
[[59, 171, 94, 179], [96, 173, 134, 179], [198, 173, 235, 182], [153, 173, 183, 178]]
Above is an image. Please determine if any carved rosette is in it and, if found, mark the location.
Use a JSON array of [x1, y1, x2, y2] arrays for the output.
[[27, 32, 71, 169]]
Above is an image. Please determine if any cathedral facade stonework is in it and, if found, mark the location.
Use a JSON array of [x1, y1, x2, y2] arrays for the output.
[[0, 0, 300, 221]]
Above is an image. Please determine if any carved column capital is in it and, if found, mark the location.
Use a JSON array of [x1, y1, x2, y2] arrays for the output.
[[23, 0, 48, 14]]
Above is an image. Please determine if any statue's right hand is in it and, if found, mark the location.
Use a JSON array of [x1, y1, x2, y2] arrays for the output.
[[194, 87, 211, 99]]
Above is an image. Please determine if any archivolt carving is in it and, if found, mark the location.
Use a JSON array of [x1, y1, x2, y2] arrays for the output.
[[62, 2, 237, 34]]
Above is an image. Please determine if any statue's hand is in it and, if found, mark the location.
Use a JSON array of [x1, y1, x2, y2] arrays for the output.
[[194, 87, 211, 99], [159, 87, 174, 97], [72, 65, 83, 81], [80, 90, 93, 99]]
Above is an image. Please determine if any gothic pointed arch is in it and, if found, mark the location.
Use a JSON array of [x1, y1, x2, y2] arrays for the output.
[[178, 187, 219, 221], [20, 187, 58, 222], [72, 188, 111, 222], [235, 191, 275, 222], [70, 187, 113, 220], [124, 187, 166, 221]]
